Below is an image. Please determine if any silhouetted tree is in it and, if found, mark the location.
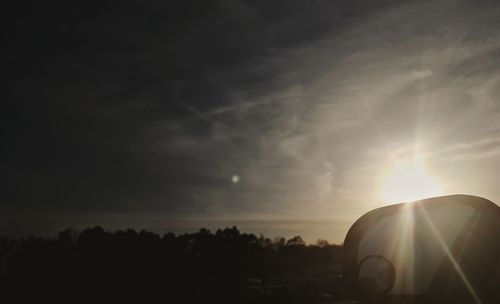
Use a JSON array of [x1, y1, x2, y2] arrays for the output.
[[0, 226, 343, 303], [286, 236, 305, 246]]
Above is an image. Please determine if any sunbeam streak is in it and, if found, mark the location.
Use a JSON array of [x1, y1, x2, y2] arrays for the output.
[[393, 205, 416, 293], [419, 206, 483, 304]]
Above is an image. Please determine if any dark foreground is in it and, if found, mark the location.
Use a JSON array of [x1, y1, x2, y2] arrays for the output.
[[0, 226, 351, 303]]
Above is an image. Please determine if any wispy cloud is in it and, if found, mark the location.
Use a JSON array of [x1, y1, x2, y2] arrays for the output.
[[4, 0, 500, 238]]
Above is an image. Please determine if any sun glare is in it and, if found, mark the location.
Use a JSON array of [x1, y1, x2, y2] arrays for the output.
[[380, 156, 443, 204]]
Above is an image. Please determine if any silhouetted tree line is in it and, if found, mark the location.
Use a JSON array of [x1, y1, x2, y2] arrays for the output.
[[0, 226, 343, 303]]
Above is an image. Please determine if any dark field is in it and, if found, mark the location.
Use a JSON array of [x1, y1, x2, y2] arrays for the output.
[[0, 226, 350, 303]]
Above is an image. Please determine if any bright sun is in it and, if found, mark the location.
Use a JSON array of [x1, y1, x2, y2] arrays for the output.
[[380, 156, 443, 203]]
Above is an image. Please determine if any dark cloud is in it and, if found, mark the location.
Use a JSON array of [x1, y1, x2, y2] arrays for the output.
[[1, 0, 353, 213], [2, 0, 500, 238]]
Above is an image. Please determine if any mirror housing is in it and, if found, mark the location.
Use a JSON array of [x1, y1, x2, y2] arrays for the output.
[[343, 195, 500, 304]]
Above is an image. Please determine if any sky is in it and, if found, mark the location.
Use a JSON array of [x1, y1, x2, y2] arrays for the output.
[[2, 0, 500, 242]]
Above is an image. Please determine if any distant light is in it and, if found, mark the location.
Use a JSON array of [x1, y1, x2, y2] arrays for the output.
[[232, 175, 240, 184]]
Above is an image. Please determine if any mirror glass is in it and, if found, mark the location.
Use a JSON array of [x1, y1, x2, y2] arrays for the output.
[[345, 196, 500, 303], [357, 203, 477, 295]]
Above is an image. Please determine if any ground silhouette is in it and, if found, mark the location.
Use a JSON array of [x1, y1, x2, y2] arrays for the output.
[[0, 226, 344, 303]]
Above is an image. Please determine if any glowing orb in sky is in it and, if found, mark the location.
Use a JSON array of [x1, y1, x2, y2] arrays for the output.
[[380, 156, 443, 203]]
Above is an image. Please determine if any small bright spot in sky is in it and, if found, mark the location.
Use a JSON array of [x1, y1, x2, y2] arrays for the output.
[[232, 175, 240, 184]]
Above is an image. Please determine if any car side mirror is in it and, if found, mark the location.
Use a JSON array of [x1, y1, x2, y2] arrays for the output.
[[342, 195, 500, 304]]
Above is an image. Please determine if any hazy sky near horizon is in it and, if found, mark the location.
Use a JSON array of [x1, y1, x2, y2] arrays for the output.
[[3, 0, 500, 239]]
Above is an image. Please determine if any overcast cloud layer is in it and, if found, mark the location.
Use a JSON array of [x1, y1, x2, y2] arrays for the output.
[[2, 0, 500, 238]]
